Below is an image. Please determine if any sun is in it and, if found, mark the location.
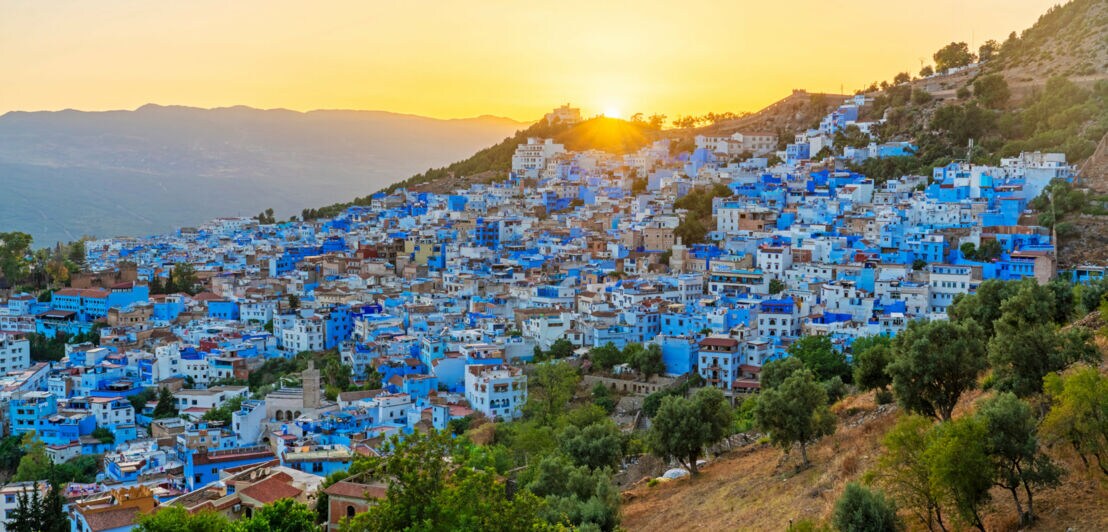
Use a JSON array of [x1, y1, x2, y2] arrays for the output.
[[602, 106, 622, 119]]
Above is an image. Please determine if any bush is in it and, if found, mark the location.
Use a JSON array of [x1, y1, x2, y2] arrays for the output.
[[973, 74, 1011, 109], [823, 376, 847, 404], [832, 483, 901, 532], [874, 389, 894, 405]]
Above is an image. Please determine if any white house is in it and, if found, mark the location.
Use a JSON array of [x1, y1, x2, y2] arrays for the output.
[[464, 364, 526, 420], [512, 138, 565, 178], [281, 315, 325, 353], [0, 333, 31, 375], [926, 264, 974, 318]]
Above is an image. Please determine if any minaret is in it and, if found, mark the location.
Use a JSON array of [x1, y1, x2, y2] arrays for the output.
[[302, 361, 321, 409]]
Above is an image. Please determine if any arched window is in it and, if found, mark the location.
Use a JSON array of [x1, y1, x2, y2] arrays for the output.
[[275, 411, 283, 421], [294, 411, 301, 419], [347, 505, 356, 518], [285, 410, 293, 420]]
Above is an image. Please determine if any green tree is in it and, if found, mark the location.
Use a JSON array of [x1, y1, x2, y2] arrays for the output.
[[788, 335, 850, 383], [49, 455, 100, 485], [753, 369, 836, 467], [626, 343, 664, 379], [558, 421, 623, 470], [759, 356, 805, 390], [832, 483, 901, 532], [91, 427, 115, 444], [524, 361, 580, 424], [929, 103, 995, 148], [591, 382, 616, 414], [12, 433, 51, 482], [888, 319, 987, 421], [134, 506, 230, 532], [977, 393, 1061, 525], [947, 279, 1022, 338], [973, 73, 1011, 109], [0, 434, 26, 481], [959, 242, 977, 260], [851, 336, 893, 392], [1041, 365, 1108, 475], [169, 263, 200, 295], [127, 388, 156, 414], [769, 278, 786, 295], [933, 42, 975, 71], [288, 293, 301, 310], [232, 498, 317, 532], [893, 72, 911, 85], [674, 215, 708, 245], [342, 431, 551, 531], [202, 396, 244, 426], [833, 124, 871, 153], [153, 387, 178, 419], [926, 417, 993, 531], [546, 338, 575, 360], [0, 232, 34, 285], [39, 482, 68, 532], [589, 343, 624, 370], [314, 470, 351, 523], [6, 482, 42, 532], [524, 454, 620, 530], [919, 65, 934, 77], [647, 387, 731, 475], [911, 88, 933, 105], [988, 283, 1096, 396], [871, 415, 946, 531], [977, 39, 999, 62]]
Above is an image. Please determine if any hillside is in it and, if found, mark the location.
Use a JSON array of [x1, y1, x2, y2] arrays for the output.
[[621, 388, 1108, 531], [345, 90, 844, 201], [301, 116, 665, 217], [694, 90, 849, 138], [986, 0, 1108, 85], [0, 105, 526, 244]]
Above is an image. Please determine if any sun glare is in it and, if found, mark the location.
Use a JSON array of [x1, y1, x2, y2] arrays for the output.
[[602, 107, 621, 119]]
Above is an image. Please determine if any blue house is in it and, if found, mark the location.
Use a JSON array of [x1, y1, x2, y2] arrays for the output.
[[183, 446, 276, 490], [658, 336, 699, 376]]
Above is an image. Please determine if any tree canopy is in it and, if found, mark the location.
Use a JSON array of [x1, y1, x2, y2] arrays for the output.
[[888, 319, 987, 420], [933, 42, 976, 71], [647, 387, 731, 475], [753, 369, 835, 467]]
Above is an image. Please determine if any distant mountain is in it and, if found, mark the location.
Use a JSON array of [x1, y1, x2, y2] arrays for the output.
[[0, 105, 528, 244]]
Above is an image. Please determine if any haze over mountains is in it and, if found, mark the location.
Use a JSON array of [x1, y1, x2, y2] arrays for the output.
[[0, 105, 527, 244]]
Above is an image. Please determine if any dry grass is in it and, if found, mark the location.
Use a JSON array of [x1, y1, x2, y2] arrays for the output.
[[620, 388, 1108, 531], [621, 394, 898, 531]]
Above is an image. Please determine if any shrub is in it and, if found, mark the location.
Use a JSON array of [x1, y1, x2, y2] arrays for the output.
[[832, 483, 901, 532]]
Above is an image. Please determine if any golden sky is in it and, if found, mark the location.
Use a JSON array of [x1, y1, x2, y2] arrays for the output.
[[1, 0, 1062, 121]]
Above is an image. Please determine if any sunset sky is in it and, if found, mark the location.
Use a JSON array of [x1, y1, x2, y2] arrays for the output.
[[1, 0, 1062, 121]]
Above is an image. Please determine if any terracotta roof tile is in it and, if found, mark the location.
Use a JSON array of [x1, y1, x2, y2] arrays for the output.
[[237, 474, 302, 504], [81, 507, 141, 532]]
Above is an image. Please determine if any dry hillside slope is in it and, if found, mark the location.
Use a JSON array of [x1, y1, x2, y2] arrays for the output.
[[621, 388, 1108, 531]]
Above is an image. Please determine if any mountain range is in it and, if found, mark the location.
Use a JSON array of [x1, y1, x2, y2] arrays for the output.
[[0, 105, 527, 244]]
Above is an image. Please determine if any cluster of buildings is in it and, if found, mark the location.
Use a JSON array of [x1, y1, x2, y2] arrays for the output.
[[0, 101, 1099, 531]]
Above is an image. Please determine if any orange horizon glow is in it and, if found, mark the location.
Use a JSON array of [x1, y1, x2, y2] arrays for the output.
[[1, 0, 1063, 122]]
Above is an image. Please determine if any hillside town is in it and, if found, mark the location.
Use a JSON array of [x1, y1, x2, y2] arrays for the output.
[[0, 98, 1100, 531]]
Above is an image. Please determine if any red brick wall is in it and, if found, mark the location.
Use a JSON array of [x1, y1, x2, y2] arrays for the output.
[[328, 497, 369, 530]]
